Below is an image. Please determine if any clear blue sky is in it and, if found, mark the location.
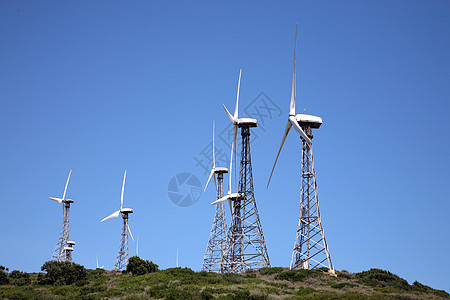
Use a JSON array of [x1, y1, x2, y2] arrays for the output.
[[1, 0, 449, 292]]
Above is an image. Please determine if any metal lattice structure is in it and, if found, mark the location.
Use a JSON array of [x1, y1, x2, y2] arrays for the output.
[[290, 125, 333, 271], [202, 172, 229, 272], [114, 212, 131, 271], [51, 200, 73, 262], [224, 124, 270, 273]]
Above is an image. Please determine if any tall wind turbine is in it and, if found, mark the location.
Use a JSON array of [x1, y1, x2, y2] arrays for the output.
[[221, 70, 270, 273], [202, 122, 229, 273], [267, 24, 334, 272], [101, 170, 135, 271], [49, 169, 75, 262]]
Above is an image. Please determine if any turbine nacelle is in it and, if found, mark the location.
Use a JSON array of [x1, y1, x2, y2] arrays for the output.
[[214, 167, 228, 174], [120, 208, 134, 214], [295, 114, 322, 129], [236, 118, 257, 128]]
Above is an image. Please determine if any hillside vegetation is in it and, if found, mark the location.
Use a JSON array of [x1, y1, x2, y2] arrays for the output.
[[0, 263, 448, 299]]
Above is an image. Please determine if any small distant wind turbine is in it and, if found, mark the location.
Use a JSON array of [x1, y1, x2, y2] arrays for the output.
[[49, 169, 75, 262], [96, 252, 104, 269], [101, 170, 134, 270], [211, 142, 243, 212]]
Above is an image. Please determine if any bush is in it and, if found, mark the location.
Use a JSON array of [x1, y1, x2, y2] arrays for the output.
[[126, 256, 159, 275], [8, 270, 31, 286], [0, 265, 9, 285], [258, 267, 284, 275], [38, 261, 87, 285], [411, 281, 449, 298], [275, 269, 315, 282], [355, 268, 410, 290]]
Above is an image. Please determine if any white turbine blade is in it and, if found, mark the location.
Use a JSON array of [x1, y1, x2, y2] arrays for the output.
[[223, 104, 235, 123], [234, 69, 242, 119], [228, 198, 233, 215], [289, 115, 312, 145], [228, 142, 233, 195], [290, 24, 298, 116], [136, 235, 139, 257], [49, 197, 63, 203], [212, 120, 216, 169], [62, 169, 72, 200], [101, 210, 120, 222], [233, 124, 237, 187], [267, 121, 293, 188], [211, 195, 230, 205], [121, 170, 127, 210], [96, 252, 99, 268], [127, 224, 134, 241], [204, 169, 215, 192]]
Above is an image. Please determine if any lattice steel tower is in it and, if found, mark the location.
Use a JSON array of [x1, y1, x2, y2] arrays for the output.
[[49, 170, 74, 262], [202, 122, 229, 273], [113, 211, 133, 270], [268, 24, 334, 272], [101, 170, 135, 271], [221, 70, 270, 272], [290, 123, 333, 271]]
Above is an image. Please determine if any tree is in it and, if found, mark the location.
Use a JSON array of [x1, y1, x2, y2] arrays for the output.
[[126, 256, 159, 275], [39, 261, 87, 285]]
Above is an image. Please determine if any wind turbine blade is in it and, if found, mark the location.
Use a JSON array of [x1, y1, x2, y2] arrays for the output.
[[289, 115, 312, 145], [223, 105, 235, 123], [211, 195, 230, 205], [96, 252, 99, 269], [204, 169, 214, 192], [101, 210, 120, 222], [49, 197, 63, 203], [228, 198, 233, 215], [228, 142, 233, 195], [233, 124, 237, 188], [267, 121, 293, 188], [234, 69, 242, 119], [127, 224, 134, 241], [62, 169, 72, 200], [212, 120, 216, 169], [121, 170, 127, 210], [290, 24, 298, 116]]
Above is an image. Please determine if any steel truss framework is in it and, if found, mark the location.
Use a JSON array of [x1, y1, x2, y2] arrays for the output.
[[114, 212, 131, 271], [202, 172, 228, 273], [290, 125, 333, 271], [224, 125, 270, 273], [51, 202, 72, 262]]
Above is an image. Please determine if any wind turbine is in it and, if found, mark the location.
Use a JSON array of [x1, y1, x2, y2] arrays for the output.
[[49, 170, 75, 262], [101, 170, 135, 271], [96, 252, 104, 269], [202, 123, 229, 273], [267, 24, 334, 272], [220, 69, 271, 272], [211, 142, 241, 212]]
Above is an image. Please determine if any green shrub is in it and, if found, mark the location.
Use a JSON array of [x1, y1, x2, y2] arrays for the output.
[[354, 268, 409, 290], [0, 265, 10, 285], [126, 256, 159, 276], [38, 261, 87, 285], [258, 267, 284, 275], [222, 272, 245, 284], [328, 282, 355, 289], [275, 269, 315, 282], [8, 270, 31, 286], [411, 281, 449, 298]]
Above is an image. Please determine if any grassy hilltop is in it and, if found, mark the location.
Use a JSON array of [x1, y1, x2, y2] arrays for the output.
[[0, 262, 449, 299]]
